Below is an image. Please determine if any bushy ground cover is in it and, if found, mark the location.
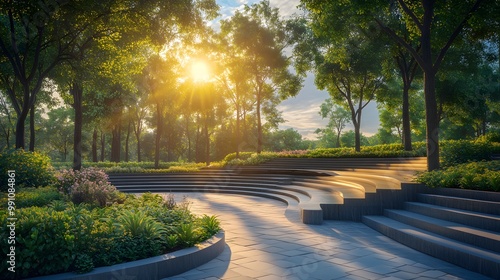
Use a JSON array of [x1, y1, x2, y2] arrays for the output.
[[0, 191, 220, 279], [416, 161, 500, 192], [52, 161, 206, 173], [0, 151, 220, 279]]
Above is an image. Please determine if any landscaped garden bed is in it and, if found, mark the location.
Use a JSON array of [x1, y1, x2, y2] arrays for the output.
[[0, 150, 221, 279]]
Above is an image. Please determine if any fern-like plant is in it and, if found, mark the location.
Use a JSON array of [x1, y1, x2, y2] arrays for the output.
[[176, 223, 200, 247], [116, 210, 166, 239]]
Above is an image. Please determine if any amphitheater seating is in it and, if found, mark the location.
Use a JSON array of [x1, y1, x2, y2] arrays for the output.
[[108, 156, 500, 278]]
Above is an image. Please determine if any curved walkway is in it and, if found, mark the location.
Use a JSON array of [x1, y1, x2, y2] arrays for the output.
[[164, 193, 488, 280]]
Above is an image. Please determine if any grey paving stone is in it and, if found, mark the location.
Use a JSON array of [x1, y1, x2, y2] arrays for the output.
[[165, 193, 491, 280], [348, 269, 386, 279], [364, 264, 398, 275]]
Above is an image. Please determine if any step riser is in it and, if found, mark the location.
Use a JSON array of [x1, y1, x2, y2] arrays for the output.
[[405, 203, 500, 232], [385, 210, 500, 253], [362, 217, 500, 279], [418, 194, 500, 215]]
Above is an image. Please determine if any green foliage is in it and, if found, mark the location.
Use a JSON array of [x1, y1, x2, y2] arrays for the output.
[[223, 152, 255, 162], [199, 214, 221, 238], [440, 140, 494, 167], [224, 152, 277, 166], [0, 192, 221, 278], [416, 161, 500, 191], [176, 223, 201, 247], [0, 150, 56, 191], [0, 207, 76, 279], [0, 187, 65, 208], [116, 210, 166, 239], [165, 235, 179, 249], [52, 161, 206, 173], [56, 168, 118, 206], [74, 253, 94, 274]]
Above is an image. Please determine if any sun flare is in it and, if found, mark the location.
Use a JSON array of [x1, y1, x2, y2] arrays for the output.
[[190, 60, 211, 82]]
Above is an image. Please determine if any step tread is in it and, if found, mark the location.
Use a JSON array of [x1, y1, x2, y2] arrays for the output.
[[386, 209, 500, 241], [363, 215, 500, 261], [420, 194, 500, 205], [406, 202, 500, 221]]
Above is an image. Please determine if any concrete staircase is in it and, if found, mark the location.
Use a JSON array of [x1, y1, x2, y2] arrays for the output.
[[363, 191, 500, 279], [108, 157, 500, 278]]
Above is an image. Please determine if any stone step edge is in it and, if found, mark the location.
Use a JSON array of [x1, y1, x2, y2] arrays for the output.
[[30, 231, 226, 280]]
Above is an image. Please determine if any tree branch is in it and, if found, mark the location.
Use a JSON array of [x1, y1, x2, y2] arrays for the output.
[[374, 18, 425, 68], [397, 0, 423, 32], [433, 0, 484, 71]]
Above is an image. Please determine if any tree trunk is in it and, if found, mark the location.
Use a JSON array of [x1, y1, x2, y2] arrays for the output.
[[336, 129, 341, 148], [155, 103, 162, 168], [111, 125, 121, 162], [402, 84, 412, 151], [235, 106, 241, 158], [423, 71, 440, 171], [125, 120, 131, 162], [354, 122, 361, 152], [29, 104, 35, 151], [421, 0, 440, 171], [205, 116, 210, 166], [137, 135, 142, 162], [256, 90, 262, 153], [185, 116, 191, 162], [100, 132, 105, 162], [92, 129, 98, 162], [71, 83, 83, 171], [15, 107, 28, 149]]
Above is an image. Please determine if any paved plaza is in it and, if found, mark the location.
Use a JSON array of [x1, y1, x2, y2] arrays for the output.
[[164, 193, 489, 280]]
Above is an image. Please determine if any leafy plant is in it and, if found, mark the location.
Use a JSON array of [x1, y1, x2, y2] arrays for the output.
[[116, 210, 166, 239], [73, 253, 94, 274], [176, 223, 201, 247], [0, 149, 56, 191], [440, 140, 493, 167], [0, 187, 65, 208], [199, 214, 220, 238], [165, 235, 179, 249], [0, 207, 76, 279], [49, 200, 68, 211], [416, 161, 500, 191], [56, 168, 118, 206]]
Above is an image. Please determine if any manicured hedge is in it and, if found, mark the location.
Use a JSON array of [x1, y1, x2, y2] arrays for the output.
[[416, 161, 500, 192]]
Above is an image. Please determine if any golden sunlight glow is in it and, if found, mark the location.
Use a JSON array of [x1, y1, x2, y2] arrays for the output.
[[190, 60, 211, 82]]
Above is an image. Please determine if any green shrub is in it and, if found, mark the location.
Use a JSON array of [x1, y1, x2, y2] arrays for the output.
[[56, 168, 118, 206], [199, 214, 220, 238], [223, 152, 255, 162], [73, 253, 94, 274], [116, 210, 166, 239], [0, 150, 55, 191], [0, 187, 65, 208], [0, 192, 221, 278], [0, 207, 76, 279], [416, 161, 500, 191], [176, 222, 201, 247], [440, 140, 493, 167]]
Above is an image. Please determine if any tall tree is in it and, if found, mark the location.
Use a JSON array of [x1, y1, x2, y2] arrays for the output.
[[221, 0, 302, 153], [319, 99, 351, 148], [301, 0, 494, 170]]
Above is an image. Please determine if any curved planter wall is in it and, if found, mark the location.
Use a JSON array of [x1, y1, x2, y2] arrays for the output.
[[31, 231, 225, 280]]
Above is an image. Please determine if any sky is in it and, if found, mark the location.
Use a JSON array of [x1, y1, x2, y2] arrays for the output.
[[214, 0, 381, 140]]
